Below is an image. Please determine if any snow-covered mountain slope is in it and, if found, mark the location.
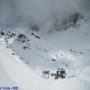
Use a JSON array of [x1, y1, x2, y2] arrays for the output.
[[10, 22, 90, 74], [0, 46, 90, 90], [0, 12, 90, 90], [44, 20, 90, 49], [0, 46, 45, 90]]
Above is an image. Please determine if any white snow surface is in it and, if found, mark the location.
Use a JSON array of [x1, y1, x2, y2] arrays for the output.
[[0, 46, 89, 90], [0, 15, 90, 90]]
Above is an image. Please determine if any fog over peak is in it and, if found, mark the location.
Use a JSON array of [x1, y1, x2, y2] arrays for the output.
[[0, 0, 90, 31]]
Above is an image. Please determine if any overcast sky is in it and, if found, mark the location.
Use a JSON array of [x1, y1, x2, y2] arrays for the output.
[[0, 0, 90, 29]]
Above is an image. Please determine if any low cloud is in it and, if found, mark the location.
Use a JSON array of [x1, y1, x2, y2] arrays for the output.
[[1, 0, 88, 31]]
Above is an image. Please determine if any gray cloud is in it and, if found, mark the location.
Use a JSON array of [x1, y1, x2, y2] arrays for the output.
[[0, 0, 89, 30], [70, 0, 90, 12]]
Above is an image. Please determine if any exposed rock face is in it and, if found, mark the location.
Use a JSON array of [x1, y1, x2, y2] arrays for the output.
[[49, 12, 84, 33]]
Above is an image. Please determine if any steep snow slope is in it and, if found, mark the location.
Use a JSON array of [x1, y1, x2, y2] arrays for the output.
[[0, 66, 18, 87], [0, 13, 90, 90], [9, 25, 90, 76], [0, 46, 90, 90], [0, 46, 45, 90], [0, 19, 90, 79]]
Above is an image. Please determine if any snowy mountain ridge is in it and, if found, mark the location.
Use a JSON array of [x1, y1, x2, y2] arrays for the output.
[[0, 13, 90, 90]]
